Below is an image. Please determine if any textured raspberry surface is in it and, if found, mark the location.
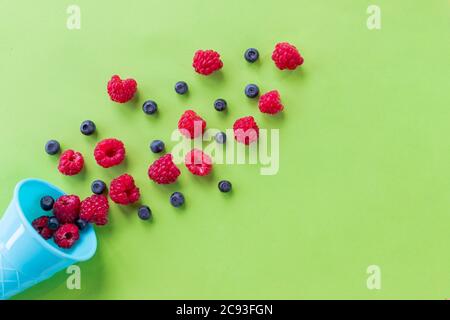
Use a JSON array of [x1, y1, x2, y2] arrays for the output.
[[233, 116, 260, 145], [259, 90, 284, 115], [53, 195, 80, 224], [178, 110, 206, 139], [32, 216, 54, 240], [148, 154, 181, 184], [185, 149, 212, 176], [94, 138, 126, 168], [109, 174, 141, 205], [53, 223, 80, 249], [192, 50, 223, 75], [80, 194, 109, 226], [107, 75, 137, 103], [271, 42, 304, 70], [58, 150, 84, 176]]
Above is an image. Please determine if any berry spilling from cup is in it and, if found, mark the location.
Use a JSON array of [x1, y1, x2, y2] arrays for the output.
[[32, 194, 109, 249]]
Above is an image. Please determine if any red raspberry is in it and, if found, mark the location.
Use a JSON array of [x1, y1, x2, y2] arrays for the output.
[[109, 174, 141, 205], [192, 49, 223, 75], [53, 224, 80, 249], [233, 116, 260, 145], [53, 195, 80, 224], [259, 90, 284, 115], [80, 195, 109, 226], [185, 149, 212, 176], [148, 154, 181, 184], [58, 150, 84, 176], [178, 110, 206, 139], [94, 138, 126, 168], [32, 216, 54, 240], [107, 75, 137, 103], [271, 42, 304, 70]]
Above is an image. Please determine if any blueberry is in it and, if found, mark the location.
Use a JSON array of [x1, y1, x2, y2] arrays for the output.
[[45, 140, 60, 155], [244, 48, 259, 63], [91, 180, 106, 195], [142, 100, 158, 115], [75, 219, 88, 231], [218, 180, 232, 193], [80, 120, 96, 135], [245, 84, 259, 98], [175, 81, 188, 95], [150, 140, 165, 153], [215, 132, 227, 144], [138, 206, 152, 220], [170, 192, 185, 207], [214, 99, 227, 111], [40, 195, 55, 211], [47, 216, 60, 231]]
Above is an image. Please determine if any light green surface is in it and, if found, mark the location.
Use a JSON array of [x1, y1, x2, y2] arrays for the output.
[[0, 0, 449, 299]]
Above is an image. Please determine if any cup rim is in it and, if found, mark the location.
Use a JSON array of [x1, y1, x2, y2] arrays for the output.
[[14, 178, 97, 262]]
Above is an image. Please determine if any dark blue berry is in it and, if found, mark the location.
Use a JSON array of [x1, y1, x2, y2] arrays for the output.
[[244, 48, 259, 63], [214, 99, 227, 111], [45, 140, 60, 155], [175, 81, 188, 95], [215, 132, 227, 144], [91, 180, 106, 195], [150, 140, 165, 153], [47, 216, 59, 231], [75, 219, 88, 231], [245, 84, 259, 98], [170, 192, 185, 207], [138, 206, 152, 220], [218, 180, 232, 193], [40, 196, 55, 211], [80, 120, 96, 135], [142, 100, 158, 115]]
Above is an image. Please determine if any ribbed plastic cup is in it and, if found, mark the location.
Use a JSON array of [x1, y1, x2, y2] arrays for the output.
[[0, 179, 97, 299]]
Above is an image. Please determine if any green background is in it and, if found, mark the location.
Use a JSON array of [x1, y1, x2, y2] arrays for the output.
[[0, 0, 449, 299]]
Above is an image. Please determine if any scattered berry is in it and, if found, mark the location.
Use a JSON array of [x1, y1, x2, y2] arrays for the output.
[[215, 132, 227, 144], [109, 174, 141, 205], [259, 90, 284, 115], [94, 138, 126, 168], [233, 116, 260, 145], [148, 154, 181, 184], [170, 192, 185, 207], [32, 216, 54, 240], [218, 180, 232, 193], [142, 100, 158, 115], [192, 49, 223, 75], [138, 206, 152, 220], [80, 194, 109, 226], [107, 75, 137, 103], [47, 216, 60, 231], [175, 81, 189, 95], [245, 84, 259, 98], [40, 196, 55, 211], [185, 149, 213, 176], [178, 110, 206, 139], [53, 195, 81, 224], [80, 120, 96, 135], [150, 140, 165, 153], [91, 180, 107, 195], [214, 99, 227, 111], [53, 224, 80, 249], [75, 219, 88, 231], [58, 150, 84, 176], [244, 48, 259, 63], [45, 140, 60, 155], [272, 42, 304, 70]]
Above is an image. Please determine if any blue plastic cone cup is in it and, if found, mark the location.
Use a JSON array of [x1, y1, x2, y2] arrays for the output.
[[0, 179, 97, 299]]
